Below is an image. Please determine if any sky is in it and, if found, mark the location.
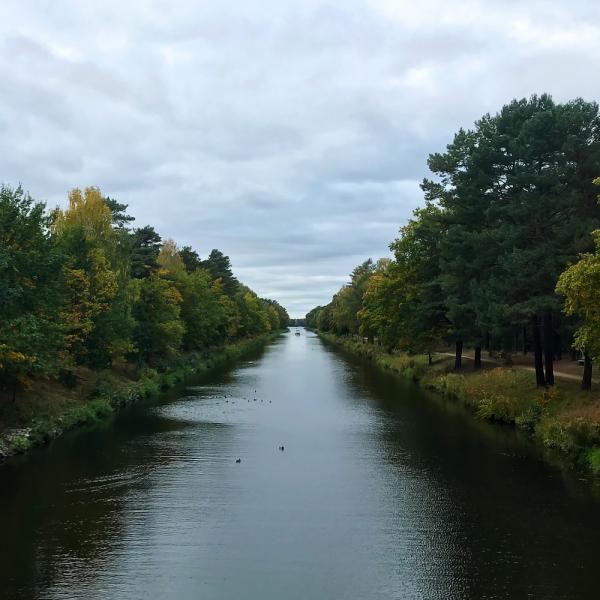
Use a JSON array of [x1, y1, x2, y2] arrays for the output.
[[1, 1, 600, 317]]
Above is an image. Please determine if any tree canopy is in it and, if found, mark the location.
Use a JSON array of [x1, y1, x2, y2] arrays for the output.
[[0, 185, 288, 401], [307, 94, 600, 389]]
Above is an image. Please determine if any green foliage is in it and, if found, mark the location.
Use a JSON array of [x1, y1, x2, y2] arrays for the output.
[[536, 417, 600, 462], [201, 249, 240, 297], [129, 225, 162, 279], [180, 245, 202, 272], [329, 260, 374, 335], [61, 398, 114, 427], [1, 182, 287, 405], [178, 269, 230, 350], [588, 447, 600, 473], [103, 196, 135, 229], [0, 185, 65, 393], [308, 94, 600, 390], [132, 274, 185, 362], [556, 229, 600, 362]]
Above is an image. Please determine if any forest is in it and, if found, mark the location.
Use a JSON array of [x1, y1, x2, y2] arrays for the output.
[[307, 95, 600, 392], [0, 185, 289, 403]]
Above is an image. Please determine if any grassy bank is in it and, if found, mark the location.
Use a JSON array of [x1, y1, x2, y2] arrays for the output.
[[0, 330, 284, 462], [318, 331, 600, 474]]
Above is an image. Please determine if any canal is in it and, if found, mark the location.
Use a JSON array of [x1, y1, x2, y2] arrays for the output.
[[1, 329, 599, 599]]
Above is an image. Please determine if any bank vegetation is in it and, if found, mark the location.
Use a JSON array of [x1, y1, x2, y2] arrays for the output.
[[307, 95, 600, 473], [0, 186, 288, 459]]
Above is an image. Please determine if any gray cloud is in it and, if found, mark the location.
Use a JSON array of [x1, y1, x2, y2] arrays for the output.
[[1, 0, 600, 316]]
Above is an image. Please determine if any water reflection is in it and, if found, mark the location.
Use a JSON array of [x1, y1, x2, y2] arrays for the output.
[[334, 347, 600, 599], [0, 331, 599, 599]]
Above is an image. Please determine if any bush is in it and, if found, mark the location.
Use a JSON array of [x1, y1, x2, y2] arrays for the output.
[[588, 447, 600, 473], [92, 372, 129, 405], [536, 417, 600, 461], [61, 399, 114, 429], [9, 434, 32, 454]]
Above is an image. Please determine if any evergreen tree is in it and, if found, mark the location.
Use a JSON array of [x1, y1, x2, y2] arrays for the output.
[[201, 249, 239, 297], [130, 225, 162, 279]]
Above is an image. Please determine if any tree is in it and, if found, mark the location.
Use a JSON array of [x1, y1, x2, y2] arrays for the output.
[[201, 249, 239, 296], [331, 260, 374, 335], [423, 127, 494, 369], [57, 230, 119, 364], [54, 187, 113, 243], [424, 95, 600, 382], [387, 206, 448, 360], [54, 188, 124, 367], [263, 299, 289, 329], [157, 238, 185, 277], [0, 186, 65, 399], [103, 196, 135, 229], [316, 305, 334, 332], [180, 245, 203, 272], [130, 225, 162, 279], [235, 288, 270, 337], [556, 228, 600, 390], [132, 274, 185, 363], [484, 96, 600, 385], [359, 261, 408, 351], [1, 179, 289, 403], [177, 269, 230, 350]]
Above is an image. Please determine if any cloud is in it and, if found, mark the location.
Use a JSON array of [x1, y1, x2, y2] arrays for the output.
[[1, 0, 599, 316]]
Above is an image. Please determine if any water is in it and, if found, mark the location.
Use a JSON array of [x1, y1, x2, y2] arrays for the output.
[[1, 330, 599, 599]]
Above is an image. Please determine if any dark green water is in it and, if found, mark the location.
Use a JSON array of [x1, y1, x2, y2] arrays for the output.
[[1, 330, 599, 599]]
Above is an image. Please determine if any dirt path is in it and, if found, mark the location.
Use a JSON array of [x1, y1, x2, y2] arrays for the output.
[[437, 352, 596, 384]]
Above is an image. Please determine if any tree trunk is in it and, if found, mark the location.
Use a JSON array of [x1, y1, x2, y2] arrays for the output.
[[522, 326, 527, 355], [582, 353, 592, 391], [454, 340, 463, 370], [474, 345, 482, 370], [532, 315, 546, 387], [543, 312, 554, 386], [428, 351, 432, 366]]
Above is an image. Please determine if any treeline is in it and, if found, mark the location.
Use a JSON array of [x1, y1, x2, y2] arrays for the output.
[[0, 185, 288, 399], [307, 95, 600, 390]]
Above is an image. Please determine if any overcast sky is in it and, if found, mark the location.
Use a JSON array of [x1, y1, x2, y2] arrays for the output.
[[1, 1, 599, 316]]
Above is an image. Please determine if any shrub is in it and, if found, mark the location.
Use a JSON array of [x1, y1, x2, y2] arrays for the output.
[[9, 434, 32, 454], [588, 447, 600, 473]]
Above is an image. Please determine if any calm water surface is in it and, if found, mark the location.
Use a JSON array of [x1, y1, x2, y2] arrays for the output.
[[1, 330, 600, 599]]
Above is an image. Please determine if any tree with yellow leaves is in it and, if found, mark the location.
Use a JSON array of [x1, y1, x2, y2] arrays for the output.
[[157, 238, 185, 276], [53, 187, 113, 243], [556, 179, 600, 390], [54, 188, 122, 366]]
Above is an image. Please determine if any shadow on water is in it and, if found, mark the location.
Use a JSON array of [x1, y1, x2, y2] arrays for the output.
[[0, 341, 276, 599], [0, 414, 197, 597], [325, 344, 600, 598]]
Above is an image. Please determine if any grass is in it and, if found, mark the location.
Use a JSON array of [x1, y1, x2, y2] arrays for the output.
[[319, 331, 600, 474], [0, 330, 284, 461]]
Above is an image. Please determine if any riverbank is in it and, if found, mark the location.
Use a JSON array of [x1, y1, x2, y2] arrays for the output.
[[317, 332, 600, 474], [0, 331, 285, 463]]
